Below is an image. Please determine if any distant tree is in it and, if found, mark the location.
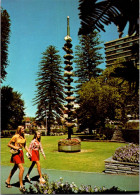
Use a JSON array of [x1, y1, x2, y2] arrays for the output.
[[77, 77, 120, 133], [77, 62, 139, 133], [34, 45, 64, 135], [1, 86, 25, 130], [74, 31, 103, 91], [78, 0, 139, 38], [1, 8, 11, 81]]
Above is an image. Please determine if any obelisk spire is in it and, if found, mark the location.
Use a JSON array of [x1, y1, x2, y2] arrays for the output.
[[67, 16, 70, 36]]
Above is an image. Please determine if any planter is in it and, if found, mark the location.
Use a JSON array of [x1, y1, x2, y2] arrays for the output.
[[104, 157, 139, 175], [58, 138, 81, 152], [58, 144, 81, 152]]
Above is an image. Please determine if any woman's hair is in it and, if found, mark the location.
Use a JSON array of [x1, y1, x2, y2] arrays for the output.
[[16, 125, 25, 138], [33, 131, 41, 142]]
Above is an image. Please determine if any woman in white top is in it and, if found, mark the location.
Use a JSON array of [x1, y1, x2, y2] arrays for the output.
[[25, 131, 46, 184]]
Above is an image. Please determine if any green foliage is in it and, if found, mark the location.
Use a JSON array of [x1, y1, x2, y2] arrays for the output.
[[24, 128, 30, 134], [1, 130, 16, 137], [22, 175, 124, 194], [34, 45, 64, 135], [113, 144, 139, 163], [74, 31, 103, 90], [77, 60, 139, 130], [1, 8, 11, 81], [77, 77, 120, 131], [125, 121, 139, 130], [1, 86, 25, 130]]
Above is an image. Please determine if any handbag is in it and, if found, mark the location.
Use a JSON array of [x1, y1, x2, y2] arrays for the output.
[[10, 135, 20, 155], [10, 148, 19, 154], [26, 152, 31, 159]]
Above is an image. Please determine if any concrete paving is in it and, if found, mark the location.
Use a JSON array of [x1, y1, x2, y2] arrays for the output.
[[1, 166, 139, 194]]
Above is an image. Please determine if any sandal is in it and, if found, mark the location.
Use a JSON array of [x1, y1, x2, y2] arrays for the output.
[[19, 186, 26, 192], [39, 177, 46, 184], [5, 181, 12, 188], [25, 175, 32, 183]]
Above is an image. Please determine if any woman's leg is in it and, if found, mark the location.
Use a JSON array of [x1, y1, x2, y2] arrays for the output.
[[26, 161, 36, 176], [18, 163, 24, 187], [6, 164, 18, 184], [36, 161, 42, 178]]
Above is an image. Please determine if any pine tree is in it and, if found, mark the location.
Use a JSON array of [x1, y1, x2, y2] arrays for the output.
[[74, 31, 103, 91], [34, 45, 64, 135], [1, 8, 11, 82]]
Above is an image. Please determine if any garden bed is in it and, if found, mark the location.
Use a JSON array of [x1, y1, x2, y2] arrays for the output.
[[104, 157, 139, 175], [58, 138, 81, 152]]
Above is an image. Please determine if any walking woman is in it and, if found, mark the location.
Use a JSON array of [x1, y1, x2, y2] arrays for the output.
[[5, 125, 31, 191], [25, 131, 46, 184]]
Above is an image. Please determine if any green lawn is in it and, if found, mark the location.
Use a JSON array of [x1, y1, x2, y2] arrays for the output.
[[0, 135, 127, 172]]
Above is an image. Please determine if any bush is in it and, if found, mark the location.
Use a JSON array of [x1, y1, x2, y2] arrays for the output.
[[122, 129, 139, 144], [125, 120, 139, 130], [95, 134, 106, 140], [41, 131, 45, 136], [1, 130, 16, 137], [25, 128, 30, 134], [112, 143, 139, 163], [21, 174, 124, 194]]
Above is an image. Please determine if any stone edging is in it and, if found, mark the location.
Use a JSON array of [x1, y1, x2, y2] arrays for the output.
[[58, 144, 81, 152], [104, 157, 139, 175]]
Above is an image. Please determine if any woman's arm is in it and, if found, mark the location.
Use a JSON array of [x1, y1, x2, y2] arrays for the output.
[[39, 143, 46, 159], [7, 135, 20, 150], [28, 140, 34, 154]]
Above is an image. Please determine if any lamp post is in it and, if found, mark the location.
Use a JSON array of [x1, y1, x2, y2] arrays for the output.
[[45, 110, 47, 136], [63, 16, 75, 140]]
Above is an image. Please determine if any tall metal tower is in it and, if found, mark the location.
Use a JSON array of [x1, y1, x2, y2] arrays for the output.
[[63, 16, 75, 139]]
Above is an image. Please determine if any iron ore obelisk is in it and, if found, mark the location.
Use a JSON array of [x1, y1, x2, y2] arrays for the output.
[[63, 16, 75, 139]]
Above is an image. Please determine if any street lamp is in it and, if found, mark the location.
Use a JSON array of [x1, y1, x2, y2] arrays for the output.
[[45, 110, 47, 136]]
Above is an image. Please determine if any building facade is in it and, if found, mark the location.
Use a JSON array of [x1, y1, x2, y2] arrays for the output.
[[105, 34, 139, 67]]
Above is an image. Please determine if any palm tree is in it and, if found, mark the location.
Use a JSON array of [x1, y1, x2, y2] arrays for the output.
[[78, 0, 139, 37]]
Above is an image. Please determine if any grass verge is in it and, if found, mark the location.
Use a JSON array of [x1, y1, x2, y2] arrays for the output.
[[1, 135, 127, 172]]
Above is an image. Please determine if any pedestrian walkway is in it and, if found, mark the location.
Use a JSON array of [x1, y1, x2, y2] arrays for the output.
[[1, 166, 139, 194]]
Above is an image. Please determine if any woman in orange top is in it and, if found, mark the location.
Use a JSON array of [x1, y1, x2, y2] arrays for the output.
[[5, 126, 31, 192]]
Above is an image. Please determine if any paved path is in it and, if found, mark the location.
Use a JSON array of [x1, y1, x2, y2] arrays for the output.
[[1, 166, 139, 194]]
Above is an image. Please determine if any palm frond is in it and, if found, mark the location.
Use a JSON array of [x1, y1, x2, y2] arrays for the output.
[[78, 0, 120, 35], [78, 0, 139, 37]]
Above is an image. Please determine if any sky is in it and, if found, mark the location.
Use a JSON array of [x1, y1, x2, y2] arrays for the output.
[[2, 0, 128, 117]]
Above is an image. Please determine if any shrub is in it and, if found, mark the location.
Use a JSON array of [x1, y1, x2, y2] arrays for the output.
[[95, 134, 106, 140], [1, 130, 16, 137], [41, 131, 45, 136], [58, 138, 81, 146], [21, 175, 124, 194], [112, 143, 139, 163], [25, 128, 30, 134], [125, 120, 139, 130]]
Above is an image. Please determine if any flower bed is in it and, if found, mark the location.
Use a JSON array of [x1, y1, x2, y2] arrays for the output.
[[112, 143, 139, 163], [22, 174, 124, 194], [58, 138, 81, 152], [104, 144, 139, 175]]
